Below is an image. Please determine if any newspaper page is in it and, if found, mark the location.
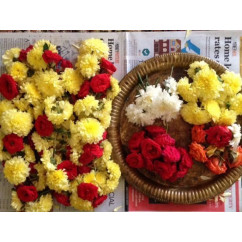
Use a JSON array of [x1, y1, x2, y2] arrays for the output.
[[0, 32, 126, 212], [125, 30, 242, 212]]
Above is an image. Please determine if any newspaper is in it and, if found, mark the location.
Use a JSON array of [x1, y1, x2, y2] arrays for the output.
[[0, 31, 242, 212], [0, 32, 126, 212], [125, 30, 242, 212]]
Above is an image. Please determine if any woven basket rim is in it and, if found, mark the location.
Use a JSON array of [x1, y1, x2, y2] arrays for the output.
[[109, 52, 242, 204]]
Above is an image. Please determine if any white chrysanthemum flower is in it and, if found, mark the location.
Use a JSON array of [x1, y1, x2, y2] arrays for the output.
[[125, 79, 183, 126], [152, 90, 183, 123], [228, 124, 241, 151], [2, 48, 21, 70], [165, 77, 177, 94]]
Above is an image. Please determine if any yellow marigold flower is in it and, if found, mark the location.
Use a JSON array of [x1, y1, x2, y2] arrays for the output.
[[70, 191, 93, 212], [25, 194, 53, 212], [11, 191, 23, 212], [44, 96, 73, 125], [221, 70, 242, 96], [74, 95, 99, 116], [27, 47, 48, 70], [9, 61, 28, 82], [106, 77, 121, 100], [0, 100, 14, 116], [21, 82, 42, 105], [83, 171, 96, 184], [41, 148, 56, 171], [12, 98, 29, 112], [100, 160, 121, 195], [31, 132, 54, 152], [76, 54, 100, 79], [230, 93, 242, 115], [193, 68, 222, 101], [35, 70, 64, 97], [0, 109, 33, 136], [46, 170, 69, 193], [202, 100, 221, 122], [217, 108, 237, 126], [79, 38, 109, 59], [33, 103, 44, 119], [177, 77, 197, 102], [72, 118, 104, 144], [33, 163, 46, 191], [2, 48, 21, 70], [24, 144, 36, 163], [0, 150, 11, 162], [4, 156, 30, 185], [187, 60, 210, 79], [33, 40, 57, 53], [61, 68, 84, 95], [180, 102, 211, 125], [100, 115, 111, 129], [70, 148, 81, 165]]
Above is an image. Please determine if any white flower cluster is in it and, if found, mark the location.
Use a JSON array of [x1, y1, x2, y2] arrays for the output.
[[125, 77, 183, 126], [228, 124, 241, 151]]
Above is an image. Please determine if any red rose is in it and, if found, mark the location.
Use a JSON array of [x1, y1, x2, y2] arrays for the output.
[[144, 157, 154, 171], [0, 74, 19, 100], [90, 74, 111, 93], [169, 167, 189, 182], [53, 192, 71, 206], [141, 138, 162, 160], [79, 144, 103, 165], [19, 45, 33, 62], [3, 134, 24, 154], [178, 148, 193, 169], [35, 115, 54, 137], [16, 185, 38, 202], [77, 80, 90, 99], [153, 160, 177, 180], [93, 195, 108, 208], [61, 59, 73, 69], [126, 153, 144, 168], [78, 166, 91, 175], [145, 125, 166, 138], [206, 126, 232, 147], [154, 134, 175, 148], [100, 58, 117, 75], [57, 160, 78, 180], [161, 146, 181, 163], [77, 183, 98, 201], [128, 131, 145, 153], [42, 50, 62, 64]]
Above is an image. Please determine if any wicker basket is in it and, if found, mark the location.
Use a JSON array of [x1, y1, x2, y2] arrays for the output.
[[109, 53, 242, 204]]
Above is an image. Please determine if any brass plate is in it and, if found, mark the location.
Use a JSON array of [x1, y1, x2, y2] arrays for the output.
[[109, 53, 242, 204]]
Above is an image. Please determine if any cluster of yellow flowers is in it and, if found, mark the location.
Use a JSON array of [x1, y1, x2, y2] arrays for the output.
[[0, 38, 121, 212], [177, 61, 242, 125]]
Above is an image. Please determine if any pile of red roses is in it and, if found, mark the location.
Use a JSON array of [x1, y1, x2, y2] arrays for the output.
[[125, 125, 193, 182], [189, 125, 242, 174]]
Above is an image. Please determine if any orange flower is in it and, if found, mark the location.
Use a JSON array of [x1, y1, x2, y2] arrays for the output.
[[189, 142, 208, 162], [191, 125, 206, 143], [228, 146, 242, 168], [206, 157, 227, 174]]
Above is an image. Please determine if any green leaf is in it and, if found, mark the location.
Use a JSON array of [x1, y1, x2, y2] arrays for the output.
[[226, 102, 231, 109], [50, 157, 56, 165], [217, 76, 223, 82], [43, 43, 49, 52], [194, 67, 201, 74], [13, 57, 18, 62]]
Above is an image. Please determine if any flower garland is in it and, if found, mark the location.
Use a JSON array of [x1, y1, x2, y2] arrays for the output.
[[124, 61, 242, 179], [0, 38, 121, 212]]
